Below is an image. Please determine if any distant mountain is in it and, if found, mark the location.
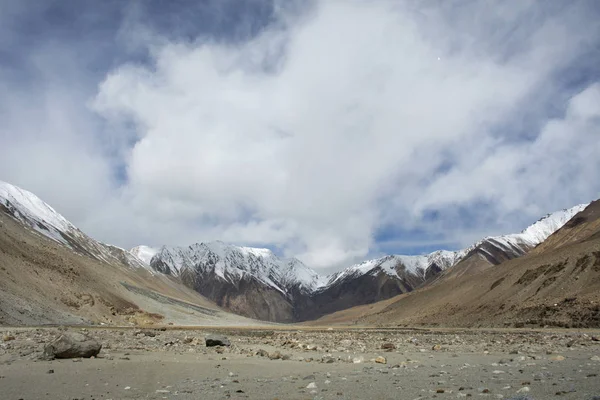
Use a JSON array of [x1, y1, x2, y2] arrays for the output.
[[133, 205, 586, 322], [317, 201, 600, 329], [439, 204, 588, 280], [140, 242, 324, 322], [0, 180, 589, 325]]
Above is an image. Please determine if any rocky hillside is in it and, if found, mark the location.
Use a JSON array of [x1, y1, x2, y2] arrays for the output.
[[145, 242, 324, 322], [436, 204, 588, 281], [0, 181, 254, 326], [315, 201, 600, 328]]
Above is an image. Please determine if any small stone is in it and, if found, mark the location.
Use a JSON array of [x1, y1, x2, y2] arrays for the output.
[[269, 351, 282, 360], [437, 389, 445, 393], [517, 387, 530, 393], [432, 344, 442, 351], [124, 386, 131, 390], [205, 335, 230, 347], [322, 356, 335, 364], [591, 336, 599, 342], [590, 355, 600, 361], [47, 369, 54, 374], [236, 390, 244, 393], [155, 390, 170, 394], [382, 343, 396, 350], [306, 382, 317, 389], [549, 355, 565, 361], [2, 335, 15, 342], [352, 356, 364, 364], [256, 349, 269, 357], [375, 356, 386, 364]]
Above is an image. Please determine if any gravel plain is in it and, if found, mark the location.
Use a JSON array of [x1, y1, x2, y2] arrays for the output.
[[1, 326, 600, 400]]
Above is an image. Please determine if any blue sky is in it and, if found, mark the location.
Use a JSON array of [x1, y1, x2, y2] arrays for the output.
[[1, 0, 600, 270]]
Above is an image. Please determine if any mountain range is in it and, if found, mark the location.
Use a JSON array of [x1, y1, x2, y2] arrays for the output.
[[0, 179, 594, 325]]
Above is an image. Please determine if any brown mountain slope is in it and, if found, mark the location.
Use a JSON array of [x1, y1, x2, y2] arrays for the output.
[[314, 201, 600, 328], [532, 199, 600, 254], [0, 207, 255, 326]]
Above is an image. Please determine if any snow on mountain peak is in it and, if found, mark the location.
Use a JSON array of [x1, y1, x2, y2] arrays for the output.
[[0, 181, 73, 234], [130, 245, 159, 265], [327, 250, 465, 286], [149, 241, 326, 293], [517, 204, 589, 244]]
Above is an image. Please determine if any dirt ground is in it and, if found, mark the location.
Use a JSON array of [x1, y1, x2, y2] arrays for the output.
[[1, 326, 599, 400]]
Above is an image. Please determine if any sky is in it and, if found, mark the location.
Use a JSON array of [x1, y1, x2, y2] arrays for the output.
[[1, 0, 599, 271]]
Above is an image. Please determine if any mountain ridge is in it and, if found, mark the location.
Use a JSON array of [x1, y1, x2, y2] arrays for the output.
[[0, 180, 589, 323]]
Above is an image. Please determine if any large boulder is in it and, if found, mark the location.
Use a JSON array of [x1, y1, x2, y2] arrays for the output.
[[43, 332, 102, 359], [205, 335, 231, 347]]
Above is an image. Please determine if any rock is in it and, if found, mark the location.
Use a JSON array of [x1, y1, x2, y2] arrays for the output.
[[517, 387, 530, 393], [43, 333, 102, 359], [352, 356, 364, 364], [322, 356, 335, 364], [205, 335, 231, 347], [183, 336, 193, 344], [256, 349, 269, 357], [2, 335, 15, 342], [381, 343, 396, 350], [590, 355, 600, 361], [591, 336, 599, 342], [375, 356, 387, 364], [549, 355, 565, 361], [306, 382, 317, 389], [269, 351, 282, 360], [437, 389, 445, 393], [432, 344, 442, 351], [47, 369, 54, 374]]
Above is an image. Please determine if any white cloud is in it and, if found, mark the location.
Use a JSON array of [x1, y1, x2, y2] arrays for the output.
[[2, 1, 599, 268]]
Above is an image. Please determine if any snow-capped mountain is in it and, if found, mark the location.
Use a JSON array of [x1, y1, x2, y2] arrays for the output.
[[0, 180, 146, 270], [149, 241, 325, 294], [139, 241, 326, 321], [132, 203, 590, 322], [326, 250, 466, 287], [327, 204, 588, 287], [461, 204, 589, 266], [130, 245, 159, 265], [2, 179, 588, 323]]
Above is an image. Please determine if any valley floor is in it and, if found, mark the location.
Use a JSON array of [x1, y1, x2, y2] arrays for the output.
[[1, 326, 599, 399]]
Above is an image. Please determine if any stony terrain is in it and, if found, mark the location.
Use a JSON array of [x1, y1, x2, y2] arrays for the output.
[[0, 326, 599, 399]]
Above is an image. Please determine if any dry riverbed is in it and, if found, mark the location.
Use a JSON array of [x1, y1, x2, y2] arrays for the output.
[[1, 327, 599, 400]]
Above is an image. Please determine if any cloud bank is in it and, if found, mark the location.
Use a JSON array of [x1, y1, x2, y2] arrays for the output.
[[1, 0, 600, 268]]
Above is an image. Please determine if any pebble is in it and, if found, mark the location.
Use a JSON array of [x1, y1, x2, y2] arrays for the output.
[[375, 356, 387, 364]]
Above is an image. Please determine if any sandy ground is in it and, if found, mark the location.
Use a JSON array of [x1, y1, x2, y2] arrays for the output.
[[1, 326, 599, 400]]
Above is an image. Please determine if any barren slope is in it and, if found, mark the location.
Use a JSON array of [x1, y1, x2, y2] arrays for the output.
[[0, 208, 257, 326], [315, 202, 600, 328]]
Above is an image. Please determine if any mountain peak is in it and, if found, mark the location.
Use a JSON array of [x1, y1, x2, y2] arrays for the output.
[[0, 180, 74, 238]]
